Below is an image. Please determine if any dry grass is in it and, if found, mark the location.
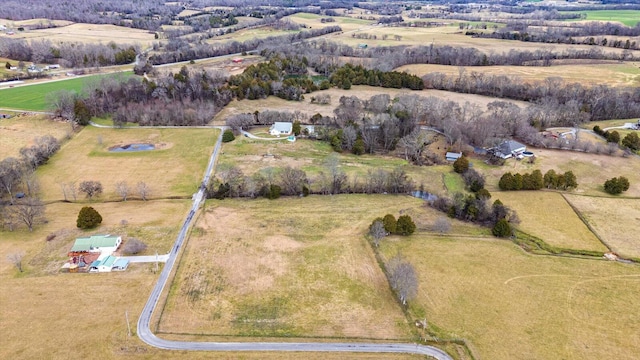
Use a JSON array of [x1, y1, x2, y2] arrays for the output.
[[494, 191, 607, 252], [564, 195, 640, 259], [287, 12, 376, 32], [0, 114, 72, 160], [212, 85, 529, 125], [0, 18, 73, 27], [380, 236, 640, 360], [479, 148, 640, 197], [10, 23, 156, 46], [160, 195, 421, 339], [35, 126, 218, 201], [396, 62, 640, 87], [205, 26, 299, 44]]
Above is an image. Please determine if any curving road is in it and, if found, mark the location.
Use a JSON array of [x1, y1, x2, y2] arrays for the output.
[[134, 128, 453, 359]]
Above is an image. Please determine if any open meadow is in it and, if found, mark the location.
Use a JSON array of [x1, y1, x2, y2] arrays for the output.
[[564, 195, 640, 260], [380, 235, 640, 360], [36, 126, 219, 201], [396, 62, 640, 88], [160, 195, 457, 340], [212, 85, 530, 125], [494, 191, 608, 253], [287, 12, 375, 32], [0, 72, 132, 111], [0, 114, 72, 159], [562, 10, 640, 27], [8, 23, 156, 46]]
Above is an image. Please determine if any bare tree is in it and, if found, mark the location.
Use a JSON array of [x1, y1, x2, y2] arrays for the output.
[[433, 216, 451, 234], [115, 181, 130, 201], [279, 166, 307, 196], [137, 181, 151, 201], [387, 254, 418, 306], [325, 154, 347, 194], [0, 157, 24, 204], [12, 197, 45, 232], [7, 251, 25, 272], [122, 238, 147, 255], [78, 180, 103, 199], [369, 220, 386, 247]]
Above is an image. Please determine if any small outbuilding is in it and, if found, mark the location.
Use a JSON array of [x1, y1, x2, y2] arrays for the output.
[[269, 122, 293, 136], [445, 152, 463, 161]]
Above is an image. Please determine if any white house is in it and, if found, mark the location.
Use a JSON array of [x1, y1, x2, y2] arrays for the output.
[[69, 234, 122, 256], [493, 140, 526, 159], [269, 122, 293, 136]]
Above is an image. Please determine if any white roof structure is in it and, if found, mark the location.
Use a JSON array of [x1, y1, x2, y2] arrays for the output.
[[269, 122, 292, 136]]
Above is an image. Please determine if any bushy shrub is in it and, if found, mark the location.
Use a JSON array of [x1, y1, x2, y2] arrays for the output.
[[77, 206, 102, 229], [222, 129, 235, 142]]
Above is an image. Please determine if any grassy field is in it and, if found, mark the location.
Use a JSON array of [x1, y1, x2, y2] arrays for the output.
[[380, 235, 640, 360], [287, 12, 375, 32], [396, 62, 640, 87], [160, 195, 464, 340], [212, 85, 529, 125], [0, 72, 132, 111], [206, 26, 300, 44], [36, 126, 218, 201], [494, 191, 607, 252], [563, 10, 640, 26], [217, 134, 456, 196], [564, 195, 640, 259], [10, 23, 156, 46], [0, 114, 72, 159]]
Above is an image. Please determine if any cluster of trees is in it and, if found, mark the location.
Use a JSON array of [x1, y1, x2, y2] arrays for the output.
[[0, 38, 139, 68], [603, 176, 630, 195], [208, 159, 415, 200], [423, 71, 640, 124], [329, 63, 423, 90], [369, 214, 416, 246], [499, 169, 577, 191], [430, 194, 517, 238], [593, 126, 640, 151]]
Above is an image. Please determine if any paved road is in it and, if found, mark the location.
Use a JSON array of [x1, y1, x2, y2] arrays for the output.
[[134, 127, 453, 359]]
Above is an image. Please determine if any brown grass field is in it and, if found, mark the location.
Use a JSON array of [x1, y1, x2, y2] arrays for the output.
[[9, 23, 156, 46], [35, 126, 219, 201], [478, 148, 640, 197], [396, 62, 640, 87], [494, 191, 608, 252], [160, 195, 455, 340], [287, 12, 376, 33], [212, 85, 529, 125], [380, 235, 640, 360], [0, 114, 72, 160], [564, 195, 640, 259]]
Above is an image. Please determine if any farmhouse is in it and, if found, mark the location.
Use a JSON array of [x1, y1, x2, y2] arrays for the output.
[[446, 152, 462, 161], [492, 140, 526, 159], [269, 122, 293, 136], [69, 234, 122, 256]]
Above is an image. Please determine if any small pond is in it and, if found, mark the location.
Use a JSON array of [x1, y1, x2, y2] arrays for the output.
[[109, 143, 155, 152]]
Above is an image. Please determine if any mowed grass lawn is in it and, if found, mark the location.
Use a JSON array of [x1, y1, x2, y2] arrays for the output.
[[36, 126, 219, 201], [563, 10, 640, 26], [160, 195, 420, 340], [494, 191, 607, 253], [565, 195, 640, 260], [0, 72, 132, 111], [380, 236, 640, 360], [0, 115, 72, 159]]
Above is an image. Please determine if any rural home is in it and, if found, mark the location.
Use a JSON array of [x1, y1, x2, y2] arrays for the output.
[[69, 234, 122, 256], [446, 152, 462, 161], [492, 140, 526, 159], [269, 122, 293, 136], [232, 58, 243, 63]]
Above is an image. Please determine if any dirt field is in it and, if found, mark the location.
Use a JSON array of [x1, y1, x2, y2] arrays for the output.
[[380, 235, 640, 360], [212, 85, 529, 125], [397, 62, 640, 87], [160, 195, 420, 339], [9, 23, 156, 46], [564, 195, 640, 259], [494, 191, 608, 252], [35, 126, 218, 201], [0, 114, 72, 160]]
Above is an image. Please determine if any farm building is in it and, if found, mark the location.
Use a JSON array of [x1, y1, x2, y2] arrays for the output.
[[446, 152, 462, 161], [492, 140, 526, 159], [232, 58, 243, 63], [68, 234, 121, 257], [269, 122, 293, 136]]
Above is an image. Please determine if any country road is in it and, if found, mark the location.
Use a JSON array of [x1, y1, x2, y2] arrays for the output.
[[130, 125, 453, 359]]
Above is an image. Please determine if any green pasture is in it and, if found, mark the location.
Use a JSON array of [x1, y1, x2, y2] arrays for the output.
[[563, 10, 640, 26], [0, 72, 133, 111]]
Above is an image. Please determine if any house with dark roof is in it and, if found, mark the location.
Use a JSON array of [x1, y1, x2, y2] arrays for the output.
[[492, 140, 526, 159]]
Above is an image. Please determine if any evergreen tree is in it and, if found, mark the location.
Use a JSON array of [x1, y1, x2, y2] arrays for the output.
[[492, 219, 511, 237], [77, 206, 102, 229], [396, 215, 416, 235], [382, 214, 397, 234]]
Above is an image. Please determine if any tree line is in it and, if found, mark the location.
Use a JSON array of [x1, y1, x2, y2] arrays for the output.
[[498, 169, 577, 191]]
